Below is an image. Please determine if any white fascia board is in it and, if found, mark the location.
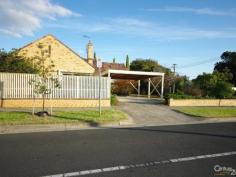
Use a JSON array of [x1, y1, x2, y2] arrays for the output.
[[108, 69, 165, 76]]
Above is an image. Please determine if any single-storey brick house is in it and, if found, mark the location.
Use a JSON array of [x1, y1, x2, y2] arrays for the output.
[[18, 34, 127, 75]]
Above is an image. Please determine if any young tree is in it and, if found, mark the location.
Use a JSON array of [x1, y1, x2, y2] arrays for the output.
[[29, 43, 60, 116], [126, 55, 130, 70]]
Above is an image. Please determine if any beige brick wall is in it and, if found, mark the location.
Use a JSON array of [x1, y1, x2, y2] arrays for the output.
[[169, 98, 236, 107], [1, 99, 110, 108], [19, 35, 95, 74]]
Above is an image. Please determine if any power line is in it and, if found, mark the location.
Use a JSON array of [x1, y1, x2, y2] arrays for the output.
[[177, 57, 219, 69]]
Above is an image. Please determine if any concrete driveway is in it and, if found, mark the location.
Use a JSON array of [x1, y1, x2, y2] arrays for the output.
[[118, 96, 200, 126]]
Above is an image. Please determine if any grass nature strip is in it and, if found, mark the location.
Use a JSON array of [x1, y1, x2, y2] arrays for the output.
[[0, 109, 127, 125]]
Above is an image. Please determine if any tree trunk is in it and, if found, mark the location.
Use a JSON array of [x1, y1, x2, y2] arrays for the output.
[[42, 94, 45, 112], [218, 99, 221, 107], [32, 95, 35, 116]]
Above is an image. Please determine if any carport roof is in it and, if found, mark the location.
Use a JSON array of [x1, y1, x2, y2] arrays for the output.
[[102, 69, 164, 80]]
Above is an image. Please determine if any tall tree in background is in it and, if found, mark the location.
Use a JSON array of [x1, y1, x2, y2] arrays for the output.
[[130, 59, 170, 73], [192, 69, 233, 97], [94, 52, 97, 61], [214, 51, 236, 86], [130, 59, 179, 94], [0, 49, 38, 73], [113, 57, 116, 63], [126, 55, 130, 70]]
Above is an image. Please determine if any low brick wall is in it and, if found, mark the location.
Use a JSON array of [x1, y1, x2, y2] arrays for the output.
[[1, 99, 110, 108], [169, 98, 236, 107]]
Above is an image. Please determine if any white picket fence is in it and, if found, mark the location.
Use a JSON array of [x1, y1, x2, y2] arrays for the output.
[[0, 73, 111, 99]]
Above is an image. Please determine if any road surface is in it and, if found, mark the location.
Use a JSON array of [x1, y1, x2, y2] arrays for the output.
[[0, 122, 236, 177]]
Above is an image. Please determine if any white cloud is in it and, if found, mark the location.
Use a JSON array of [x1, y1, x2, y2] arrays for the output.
[[0, 0, 80, 37], [46, 17, 236, 41], [144, 7, 236, 16], [81, 17, 236, 40]]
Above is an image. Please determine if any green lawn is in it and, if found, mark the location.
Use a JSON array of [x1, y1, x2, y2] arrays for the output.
[[174, 107, 236, 118], [0, 109, 127, 125]]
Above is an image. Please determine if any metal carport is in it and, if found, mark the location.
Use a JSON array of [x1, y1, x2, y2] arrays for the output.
[[102, 69, 165, 98]]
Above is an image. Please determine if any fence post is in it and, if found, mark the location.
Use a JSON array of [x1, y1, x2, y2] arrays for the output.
[[148, 78, 151, 99]]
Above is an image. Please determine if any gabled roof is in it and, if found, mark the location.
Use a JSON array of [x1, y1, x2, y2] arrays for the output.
[[19, 34, 95, 69]]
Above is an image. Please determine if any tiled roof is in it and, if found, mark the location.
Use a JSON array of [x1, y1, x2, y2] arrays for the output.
[[93, 61, 127, 74], [101, 62, 128, 72]]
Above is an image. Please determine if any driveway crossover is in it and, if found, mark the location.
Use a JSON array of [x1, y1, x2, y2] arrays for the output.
[[118, 96, 200, 126]]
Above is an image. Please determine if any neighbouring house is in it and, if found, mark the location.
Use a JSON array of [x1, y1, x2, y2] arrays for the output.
[[101, 62, 128, 73], [18, 34, 127, 75]]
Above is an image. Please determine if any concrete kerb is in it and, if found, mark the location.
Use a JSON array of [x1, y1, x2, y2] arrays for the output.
[[0, 117, 236, 134]]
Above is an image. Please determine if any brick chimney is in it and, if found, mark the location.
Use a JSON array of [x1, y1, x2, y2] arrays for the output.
[[87, 40, 94, 65]]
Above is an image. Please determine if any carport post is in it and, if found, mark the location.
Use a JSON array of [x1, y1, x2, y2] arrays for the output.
[[138, 80, 140, 96], [161, 74, 164, 99], [148, 78, 151, 99]]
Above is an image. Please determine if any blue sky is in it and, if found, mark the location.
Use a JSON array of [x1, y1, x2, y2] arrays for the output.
[[1, 0, 236, 78]]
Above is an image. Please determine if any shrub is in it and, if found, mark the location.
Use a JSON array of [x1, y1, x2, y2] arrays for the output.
[[210, 81, 234, 99], [111, 94, 119, 106], [164, 93, 198, 100], [184, 87, 202, 97], [0, 49, 39, 73], [112, 80, 135, 96]]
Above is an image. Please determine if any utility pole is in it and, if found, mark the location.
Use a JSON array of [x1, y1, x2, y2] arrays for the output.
[[173, 64, 177, 94], [97, 58, 102, 117]]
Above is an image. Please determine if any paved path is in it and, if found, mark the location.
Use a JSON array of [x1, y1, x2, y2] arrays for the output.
[[118, 96, 200, 126], [0, 122, 235, 177]]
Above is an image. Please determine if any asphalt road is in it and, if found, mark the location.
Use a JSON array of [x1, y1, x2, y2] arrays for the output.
[[0, 122, 236, 177]]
